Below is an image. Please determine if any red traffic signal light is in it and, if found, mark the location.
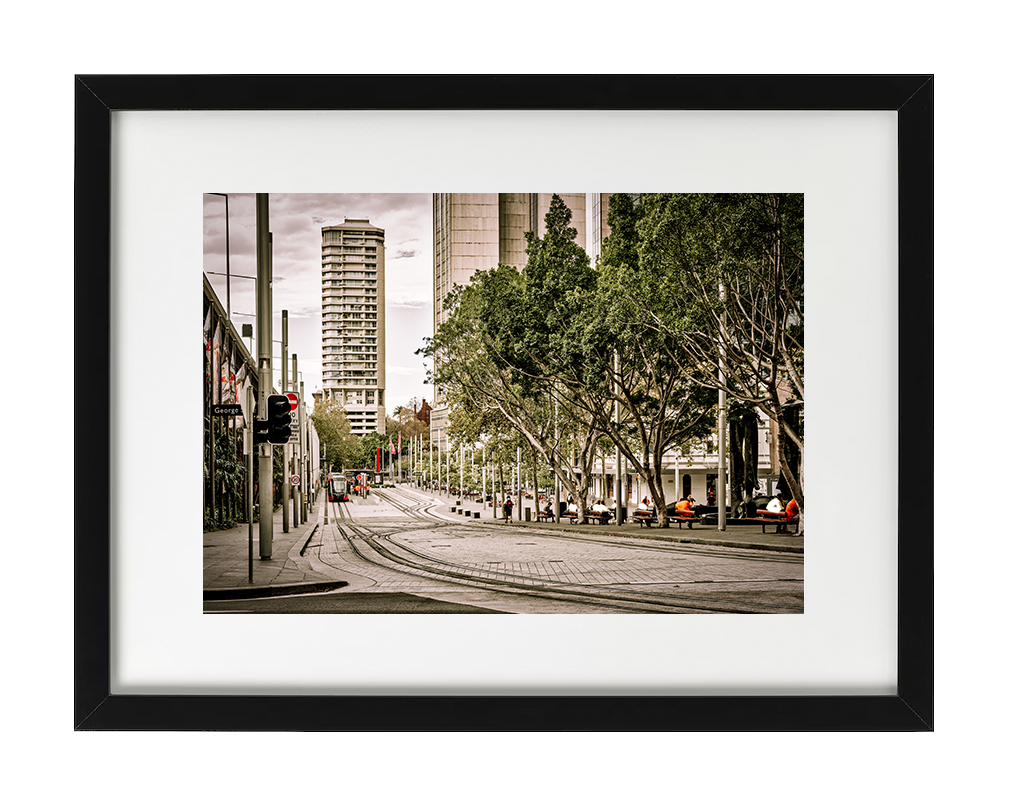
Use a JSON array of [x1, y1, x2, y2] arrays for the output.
[[267, 394, 293, 444]]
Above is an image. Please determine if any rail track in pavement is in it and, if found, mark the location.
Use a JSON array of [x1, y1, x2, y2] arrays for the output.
[[318, 488, 802, 614]]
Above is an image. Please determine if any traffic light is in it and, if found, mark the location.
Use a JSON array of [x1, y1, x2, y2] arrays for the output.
[[266, 394, 293, 444], [252, 401, 270, 445]]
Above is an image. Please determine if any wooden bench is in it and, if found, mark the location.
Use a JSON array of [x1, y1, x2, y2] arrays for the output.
[[632, 510, 658, 527], [584, 512, 611, 525], [537, 512, 556, 523], [747, 513, 798, 534], [670, 513, 702, 529]]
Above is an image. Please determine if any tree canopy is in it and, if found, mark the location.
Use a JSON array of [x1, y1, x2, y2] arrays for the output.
[[423, 192, 804, 524]]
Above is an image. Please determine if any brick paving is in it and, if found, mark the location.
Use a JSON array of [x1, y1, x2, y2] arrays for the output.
[[204, 484, 803, 603]]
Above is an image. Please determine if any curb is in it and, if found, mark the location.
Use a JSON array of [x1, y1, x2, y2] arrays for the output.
[[203, 580, 349, 601], [450, 512, 803, 554]]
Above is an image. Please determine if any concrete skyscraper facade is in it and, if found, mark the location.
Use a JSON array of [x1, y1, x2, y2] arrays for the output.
[[430, 193, 588, 446], [432, 193, 586, 328], [320, 218, 386, 435]]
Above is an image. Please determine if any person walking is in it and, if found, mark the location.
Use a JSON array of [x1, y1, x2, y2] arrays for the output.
[[503, 497, 514, 524]]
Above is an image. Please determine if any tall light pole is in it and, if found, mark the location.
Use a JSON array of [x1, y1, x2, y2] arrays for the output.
[[256, 196, 273, 559], [614, 352, 623, 526], [718, 279, 727, 531], [281, 311, 290, 533]]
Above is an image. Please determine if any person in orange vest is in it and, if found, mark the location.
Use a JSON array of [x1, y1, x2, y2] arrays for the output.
[[777, 498, 799, 533], [674, 495, 694, 513]]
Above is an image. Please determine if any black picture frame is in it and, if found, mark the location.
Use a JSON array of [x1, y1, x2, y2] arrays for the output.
[[75, 74, 933, 731]]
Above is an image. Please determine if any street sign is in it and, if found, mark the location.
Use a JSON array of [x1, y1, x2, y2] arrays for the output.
[[212, 404, 243, 416], [287, 392, 300, 430], [291, 475, 301, 486]]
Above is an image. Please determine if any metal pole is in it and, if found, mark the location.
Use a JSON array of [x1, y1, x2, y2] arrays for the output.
[[256, 201, 273, 559], [614, 352, 623, 526], [292, 355, 299, 528], [718, 279, 727, 531], [301, 379, 308, 522], [246, 386, 254, 583], [281, 311, 289, 533], [555, 395, 561, 518], [224, 194, 231, 321], [517, 445, 522, 522]]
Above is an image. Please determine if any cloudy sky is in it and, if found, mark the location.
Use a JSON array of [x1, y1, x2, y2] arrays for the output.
[[203, 193, 433, 415]]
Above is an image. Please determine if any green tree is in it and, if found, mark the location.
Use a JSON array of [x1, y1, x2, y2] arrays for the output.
[[635, 193, 805, 527], [359, 431, 386, 473], [578, 193, 719, 525], [310, 398, 361, 474], [425, 196, 609, 521]]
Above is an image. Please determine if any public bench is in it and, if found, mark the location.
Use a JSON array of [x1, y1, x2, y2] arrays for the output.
[[632, 509, 701, 529], [584, 512, 611, 525], [537, 512, 556, 523], [747, 510, 798, 534], [632, 510, 658, 527]]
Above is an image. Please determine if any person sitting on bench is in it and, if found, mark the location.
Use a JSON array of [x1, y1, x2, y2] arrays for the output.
[[589, 499, 610, 521], [776, 498, 799, 533], [674, 496, 694, 515], [634, 497, 656, 521]]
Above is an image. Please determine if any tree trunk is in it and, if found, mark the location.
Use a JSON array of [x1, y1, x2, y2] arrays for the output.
[[728, 419, 743, 516]]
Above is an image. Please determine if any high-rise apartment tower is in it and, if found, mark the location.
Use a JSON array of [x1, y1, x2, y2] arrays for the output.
[[320, 218, 386, 435]]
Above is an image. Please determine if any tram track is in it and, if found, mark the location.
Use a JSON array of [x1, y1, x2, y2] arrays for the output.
[[377, 486, 804, 567], [323, 491, 802, 614]]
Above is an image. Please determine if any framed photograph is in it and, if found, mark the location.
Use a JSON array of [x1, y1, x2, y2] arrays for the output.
[[76, 75, 932, 730]]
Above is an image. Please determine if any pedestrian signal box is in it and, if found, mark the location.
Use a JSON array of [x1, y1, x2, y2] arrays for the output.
[[266, 394, 293, 444]]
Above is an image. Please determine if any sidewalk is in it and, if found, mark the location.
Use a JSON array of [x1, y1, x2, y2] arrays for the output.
[[415, 488, 805, 553], [204, 486, 803, 601], [203, 492, 345, 600]]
